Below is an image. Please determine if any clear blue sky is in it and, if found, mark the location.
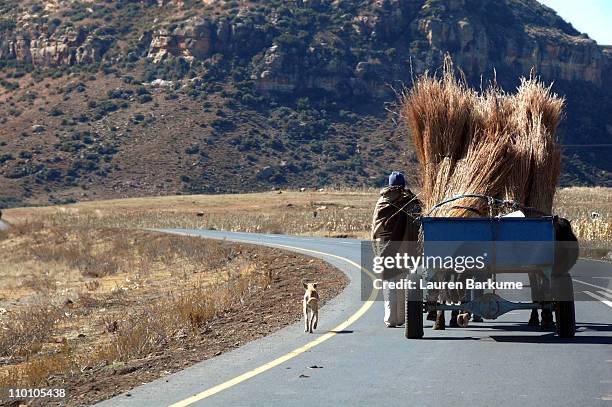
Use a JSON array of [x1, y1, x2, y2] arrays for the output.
[[539, 0, 612, 45]]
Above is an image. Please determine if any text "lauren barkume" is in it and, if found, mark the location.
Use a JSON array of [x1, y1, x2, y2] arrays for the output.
[[373, 278, 524, 291]]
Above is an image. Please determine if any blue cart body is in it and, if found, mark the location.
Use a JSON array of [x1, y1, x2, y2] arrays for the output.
[[420, 216, 555, 241], [420, 217, 555, 272], [417, 216, 558, 320]]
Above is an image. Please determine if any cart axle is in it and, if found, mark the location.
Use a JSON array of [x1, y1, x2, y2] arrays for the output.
[[428, 293, 545, 320]]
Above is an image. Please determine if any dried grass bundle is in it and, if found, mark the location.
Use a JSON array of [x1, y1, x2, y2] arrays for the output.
[[526, 118, 562, 213], [515, 77, 564, 135], [441, 136, 512, 217], [402, 57, 476, 212], [476, 90, 533, 205], [401, 61, 564, 218], [513, 78, 564, 213]]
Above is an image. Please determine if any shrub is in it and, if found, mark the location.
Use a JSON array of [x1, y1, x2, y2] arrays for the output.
[[0, 306, 58, 357], [138, 94, 152, 103], [49, 107, 64, 116], [211, 117, 234, 131], [0, 79, 19, 91], [97, 144, 117, 155], [185, 145, 199, 154], [94, 100, 118, 119], [5, 162, 42, 179], [0, 196, 23, 208], [107, 88, 133, 99], [0, 153, 14, 164], [37, 168, 62, 181]]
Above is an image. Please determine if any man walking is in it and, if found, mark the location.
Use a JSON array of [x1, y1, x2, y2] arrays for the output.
[[371, 171, 421, 327]]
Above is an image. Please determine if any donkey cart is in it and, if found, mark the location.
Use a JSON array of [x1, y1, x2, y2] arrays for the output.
[[404, 216, 576, 339]]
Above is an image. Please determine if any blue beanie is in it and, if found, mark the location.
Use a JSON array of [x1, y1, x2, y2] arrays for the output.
[[388, 171, 406, 187]]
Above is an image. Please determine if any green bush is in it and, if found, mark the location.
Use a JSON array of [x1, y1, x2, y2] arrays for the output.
[[107, 88, 133, 99], [0, 154, 14, 164], [49, 107, 64, 116], [37, 168, 62, 181], [211, 117, 234, 131], [5, 162, 42, 179], [0, 196, 23, 209], [139, 94, 152, 103], [94, 100, 118, 119], [0, 79, 19, 91], [97, 144, 117, 155], [185, 145, 200, 154]]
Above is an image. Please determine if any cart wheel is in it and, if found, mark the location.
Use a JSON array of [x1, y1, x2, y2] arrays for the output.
[[405, 274, 424, 339], [553, 274, 575, 338]]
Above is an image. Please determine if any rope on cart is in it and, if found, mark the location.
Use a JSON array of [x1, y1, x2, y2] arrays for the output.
[[426, 194, 549, 217]]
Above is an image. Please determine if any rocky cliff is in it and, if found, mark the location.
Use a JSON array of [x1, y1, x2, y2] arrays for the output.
[[138, 0, 611, 95], [2, 1, 609, 88]]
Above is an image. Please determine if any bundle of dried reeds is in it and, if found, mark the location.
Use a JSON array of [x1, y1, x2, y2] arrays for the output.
[[513, 78, 564, 214], [401, 59, 564, 218], [404, 58, 476, 212]]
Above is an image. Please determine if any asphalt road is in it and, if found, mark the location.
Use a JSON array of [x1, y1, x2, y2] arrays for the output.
[[98, 230, 612, 407]]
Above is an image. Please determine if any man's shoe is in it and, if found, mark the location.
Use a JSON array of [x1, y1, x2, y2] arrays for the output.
[[540, 309, 555, 330], [472, 315, 483, 323], [385, 323, 396, 328]]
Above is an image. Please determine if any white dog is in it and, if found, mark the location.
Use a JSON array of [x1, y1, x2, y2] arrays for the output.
[[303, 282, 319, 334]]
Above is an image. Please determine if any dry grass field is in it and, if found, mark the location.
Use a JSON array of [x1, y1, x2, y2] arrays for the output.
[[4, 187, 611, 246], [0, 222, 346, 405], [4, 188, 377, 237]]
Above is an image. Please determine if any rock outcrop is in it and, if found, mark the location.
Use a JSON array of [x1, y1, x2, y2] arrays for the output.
[[147, 19, 215, 64], [0, 25, 111, 66]]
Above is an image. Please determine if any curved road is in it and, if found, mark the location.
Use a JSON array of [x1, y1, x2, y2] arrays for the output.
[[99, 230, 612, 407]]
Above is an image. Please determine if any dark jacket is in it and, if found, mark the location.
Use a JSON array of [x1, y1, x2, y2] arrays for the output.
[[371, 186, 421, 279]]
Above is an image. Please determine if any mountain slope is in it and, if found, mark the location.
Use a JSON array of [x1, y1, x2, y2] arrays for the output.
[[0, 0, 610, 206]]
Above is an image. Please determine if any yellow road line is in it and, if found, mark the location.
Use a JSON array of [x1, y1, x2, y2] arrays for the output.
[[168, 242, 378, 407]]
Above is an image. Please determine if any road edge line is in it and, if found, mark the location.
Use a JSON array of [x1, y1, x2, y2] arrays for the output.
[[165, 239, 377, 407]]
